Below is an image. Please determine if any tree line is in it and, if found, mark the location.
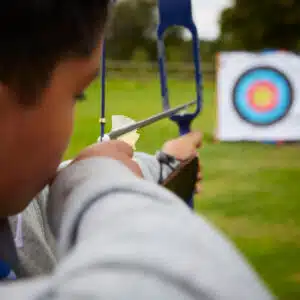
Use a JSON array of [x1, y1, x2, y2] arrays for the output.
[[105, 0, 300, 63]]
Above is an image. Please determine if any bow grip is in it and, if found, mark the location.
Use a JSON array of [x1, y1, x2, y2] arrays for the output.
[[161, 156, 199, 206]]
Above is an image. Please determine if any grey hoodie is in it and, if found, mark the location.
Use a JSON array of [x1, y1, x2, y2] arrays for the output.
[[8, 152, 170, 277], [2, 154, 273, 299]]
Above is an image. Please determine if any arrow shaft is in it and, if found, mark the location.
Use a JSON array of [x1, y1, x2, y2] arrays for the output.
[[107, 100, 196, 140]]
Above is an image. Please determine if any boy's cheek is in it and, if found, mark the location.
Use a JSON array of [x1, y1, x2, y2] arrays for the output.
[[21, 96, 75, 188], [44, 105, 75, 169]]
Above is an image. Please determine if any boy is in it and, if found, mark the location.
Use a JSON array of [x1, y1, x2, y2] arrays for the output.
[[0, 0, 273, 299]]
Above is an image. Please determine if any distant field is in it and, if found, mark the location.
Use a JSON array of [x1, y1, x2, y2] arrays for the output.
[[65, 78, 300, 300]]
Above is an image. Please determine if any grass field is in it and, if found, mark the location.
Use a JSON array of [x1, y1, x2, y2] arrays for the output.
[[65, 77, 300, 300]]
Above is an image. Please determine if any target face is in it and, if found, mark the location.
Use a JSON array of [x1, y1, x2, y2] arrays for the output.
[[233, 67, 293, 126]]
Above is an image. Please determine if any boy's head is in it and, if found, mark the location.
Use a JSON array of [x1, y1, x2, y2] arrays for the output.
[[0, 0, 110, 217]]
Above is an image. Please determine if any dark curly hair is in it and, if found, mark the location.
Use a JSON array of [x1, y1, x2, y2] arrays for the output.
[[0, 0, 110, 103]]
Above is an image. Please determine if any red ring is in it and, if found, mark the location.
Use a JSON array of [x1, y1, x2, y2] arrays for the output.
[[247, 81, 278, 112]]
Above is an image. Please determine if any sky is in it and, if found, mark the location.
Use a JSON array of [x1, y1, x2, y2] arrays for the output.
[[191, 0, 232, 40]]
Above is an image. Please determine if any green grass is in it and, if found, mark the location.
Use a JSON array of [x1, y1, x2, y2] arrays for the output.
[[65, 78, 300, 300]]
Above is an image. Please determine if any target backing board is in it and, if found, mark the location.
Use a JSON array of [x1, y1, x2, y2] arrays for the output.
[[216, 51, 300, 141]]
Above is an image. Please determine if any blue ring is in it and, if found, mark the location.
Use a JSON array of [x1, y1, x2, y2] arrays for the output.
[[233, 67, 293, 126]]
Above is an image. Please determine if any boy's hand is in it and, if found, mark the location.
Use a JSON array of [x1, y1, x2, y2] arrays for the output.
[[162, 131, 202, 194], [73, 140, 143, 177]]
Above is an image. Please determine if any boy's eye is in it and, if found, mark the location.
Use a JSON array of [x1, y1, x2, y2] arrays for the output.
[[75, 92, 86, 102]]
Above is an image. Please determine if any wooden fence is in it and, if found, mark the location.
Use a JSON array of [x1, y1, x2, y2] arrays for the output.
[[105, 60, 216, 81]]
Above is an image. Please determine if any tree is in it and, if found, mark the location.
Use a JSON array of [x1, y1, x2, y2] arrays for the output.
[[131, 47, 149, 61], [105, 0, 185, 61], [105, 0, 156, 60], [219, 0, 300, 51]]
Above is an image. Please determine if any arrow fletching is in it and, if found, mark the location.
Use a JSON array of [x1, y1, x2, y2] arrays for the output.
[[111, 115, 140, 149]]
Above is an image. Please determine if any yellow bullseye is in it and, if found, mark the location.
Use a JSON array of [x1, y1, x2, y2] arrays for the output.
[[252, 86, 273, 107]]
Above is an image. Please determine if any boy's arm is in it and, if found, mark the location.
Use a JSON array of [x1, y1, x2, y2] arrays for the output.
[[59, 131, 204, 184], [35, 152, 173, 217], [1, 157, 273, 300], [58, 151, 174, 183], [35, 152, 174, 239]]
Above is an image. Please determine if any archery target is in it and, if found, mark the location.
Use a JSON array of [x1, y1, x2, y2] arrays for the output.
[[233, 67, 293, 126], [216, 51, 300, 141]]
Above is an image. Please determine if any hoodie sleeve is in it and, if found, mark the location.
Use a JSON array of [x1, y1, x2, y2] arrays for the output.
[[0, 157, 274, 300], [58, 152, 173, 183], [133, 152, 163, 182]]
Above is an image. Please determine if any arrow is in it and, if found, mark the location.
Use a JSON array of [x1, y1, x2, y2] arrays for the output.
[[102, 100, 196, 141]]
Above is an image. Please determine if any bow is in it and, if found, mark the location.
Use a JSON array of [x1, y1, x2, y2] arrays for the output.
[[99, 0, 203, 209]]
